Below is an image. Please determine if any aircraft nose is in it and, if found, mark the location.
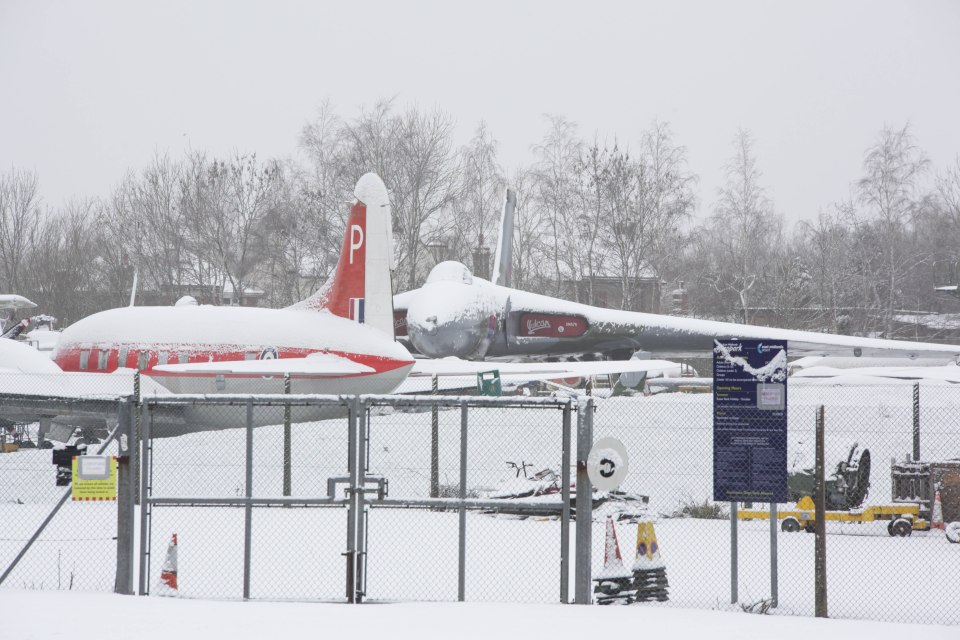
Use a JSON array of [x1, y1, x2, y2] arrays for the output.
[[406, 282, 493, 359]]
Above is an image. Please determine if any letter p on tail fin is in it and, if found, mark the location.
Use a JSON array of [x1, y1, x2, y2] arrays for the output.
[[289, 172, 396, 337]]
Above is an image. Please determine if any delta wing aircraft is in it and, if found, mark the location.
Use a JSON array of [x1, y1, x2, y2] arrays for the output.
[[394, 189, 960, 364]]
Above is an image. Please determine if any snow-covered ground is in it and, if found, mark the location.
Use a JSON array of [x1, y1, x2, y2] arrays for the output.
[[2, 382, 958, 627], [2, 590, 952, 640]]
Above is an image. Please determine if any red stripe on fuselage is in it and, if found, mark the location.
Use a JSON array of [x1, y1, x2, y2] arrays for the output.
[[54, 345, 410, 378]]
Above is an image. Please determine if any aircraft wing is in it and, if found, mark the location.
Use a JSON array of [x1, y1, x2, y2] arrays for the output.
[[0, 294, 37, 311], [152, 352, 375, 377], [568, 311, 960, 360], [792, 364, 960, 383], [398, 358, 683, 394], [409, 356, 682, 378]]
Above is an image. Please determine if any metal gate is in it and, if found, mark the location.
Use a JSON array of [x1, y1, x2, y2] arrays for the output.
[[139, 394, 585, 603]]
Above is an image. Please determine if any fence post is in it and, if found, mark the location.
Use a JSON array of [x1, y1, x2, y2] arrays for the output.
[[730, 501, 738, 604], [912, 382, 920, 461], [133, 371, 141, 506], [574, 396, 594, 604], [345, 397, 360, 603], [138, 401, 152, 595], [114, 398, 135, 595], [560, 401, 572, 603], [431, 375, 439, 497], [283, 374, 292, 496], [458, 400, 468, 602], [815, 405, 828, 618], [242, 400, 253, 600]]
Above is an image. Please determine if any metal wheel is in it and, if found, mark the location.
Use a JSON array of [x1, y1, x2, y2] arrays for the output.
[[781, 517, 801, 533], [890, 518, 913, 537], [945, 521, 960, 544]]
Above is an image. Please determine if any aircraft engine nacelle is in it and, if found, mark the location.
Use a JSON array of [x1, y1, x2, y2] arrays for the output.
[[406, 263, 498, 360]]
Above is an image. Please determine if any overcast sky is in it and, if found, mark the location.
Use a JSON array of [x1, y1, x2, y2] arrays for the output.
[[2, 0, 959, 225]]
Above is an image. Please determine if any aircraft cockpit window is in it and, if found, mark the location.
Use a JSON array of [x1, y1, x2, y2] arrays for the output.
[[79, 350, 90, 370]]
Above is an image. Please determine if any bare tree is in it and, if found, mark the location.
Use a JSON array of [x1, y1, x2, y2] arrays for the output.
[[704, 129, 782, 323], [605, 122, 696, 310], [448, 121, 505, 278], [531, 115, 586, 298], [0, 168, 42, 292], [339, 100, 459, 290], [189, 154, 283, 305], [856, 124, 930, 334]]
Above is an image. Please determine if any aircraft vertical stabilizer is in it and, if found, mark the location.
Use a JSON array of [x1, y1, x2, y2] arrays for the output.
[[492, 188, 516, 287], [289, 173, 395, 338]]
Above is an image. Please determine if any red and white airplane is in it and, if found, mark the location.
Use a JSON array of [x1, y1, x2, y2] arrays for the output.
[[26, 173, 414, 433]]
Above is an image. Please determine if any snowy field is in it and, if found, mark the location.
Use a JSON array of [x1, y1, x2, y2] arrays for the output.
[[3, 590, 953, 640], [2, 382, 958, 627]]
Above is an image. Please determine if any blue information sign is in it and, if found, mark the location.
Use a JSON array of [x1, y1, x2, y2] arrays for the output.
[[713, 339, 788, 503]]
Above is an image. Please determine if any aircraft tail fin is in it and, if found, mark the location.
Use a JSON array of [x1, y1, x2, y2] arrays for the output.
[[289, 173, 395, 337], [491, 188, 516, 287]]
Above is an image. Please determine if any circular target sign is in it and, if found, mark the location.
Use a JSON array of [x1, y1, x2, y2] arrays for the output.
[[587, 437, 629, 491]]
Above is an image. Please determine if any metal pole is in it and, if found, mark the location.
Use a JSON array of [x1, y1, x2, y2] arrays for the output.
[[912, 382, 920, 461], [133, 371, 141, 506], [458, 401, 468, 602], [345, 397, 359, 603], [815, 405, 828, 618], [283, 374, 292, 496], [138, 402, 152, 595], [769, 501, 778, 608], [115, 399, 135, 595], [574, 397, 594, 604], [356, 401, 368, 603], [560, 402, 572, 603], [243, 400, 253, 600], [730, 501, 738, 604], [431, 375, 439, 498]]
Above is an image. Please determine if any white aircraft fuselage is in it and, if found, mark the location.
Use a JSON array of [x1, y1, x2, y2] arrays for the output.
[[397, 261, 960, 362]]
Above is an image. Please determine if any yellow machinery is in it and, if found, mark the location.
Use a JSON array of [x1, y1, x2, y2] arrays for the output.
[[738, 495, 930, 537]]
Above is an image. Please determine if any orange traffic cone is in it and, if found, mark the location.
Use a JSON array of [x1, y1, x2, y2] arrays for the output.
[[932, 491, 945, 531], [155, 533, 179, 596], [631, 520, 669, 602], [593, 516, 634, 604]]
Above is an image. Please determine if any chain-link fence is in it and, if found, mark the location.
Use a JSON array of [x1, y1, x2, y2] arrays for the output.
[[591, 381, 960, 626], [139, 394, 577, 604], [2, 375, 959, 626], [0, 372, 135, 593]]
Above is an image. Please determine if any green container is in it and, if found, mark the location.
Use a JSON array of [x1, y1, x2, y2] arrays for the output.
[[477, 370, 502, 396]]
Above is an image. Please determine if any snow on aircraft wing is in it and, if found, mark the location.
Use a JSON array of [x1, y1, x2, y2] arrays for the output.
[[152, 353, 375, 377], [397, 357, 685, 393], [409, 356, 682, 378], [0, 294, 37, 311], [792, 364, 960, 383], [605, 311, 960, 360]]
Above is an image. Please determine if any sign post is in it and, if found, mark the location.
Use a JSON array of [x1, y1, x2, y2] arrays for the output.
[[713, 339, 787, 606]]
